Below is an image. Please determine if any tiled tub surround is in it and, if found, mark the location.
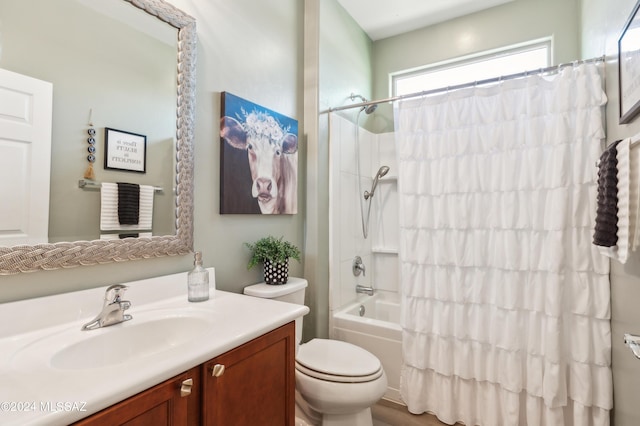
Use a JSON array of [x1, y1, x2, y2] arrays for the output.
[[329, 113, 402, 402], [329, 113, 399, 311], [0, 270, 308, 425]]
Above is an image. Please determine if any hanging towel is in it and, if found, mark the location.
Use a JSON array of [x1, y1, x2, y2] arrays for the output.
[[630, 138, 640, 251], [593, 140, 621, 247], [117, 182, 140, 225], [595, 138, 633, 263], [100, 183, 154, 231]]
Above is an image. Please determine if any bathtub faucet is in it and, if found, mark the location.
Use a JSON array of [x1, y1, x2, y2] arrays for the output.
[[352, 256, 366, 277], [356, 285, 375, 296]]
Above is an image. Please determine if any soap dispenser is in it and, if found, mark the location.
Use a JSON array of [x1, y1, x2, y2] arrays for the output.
[[188, 251, 209, 302]]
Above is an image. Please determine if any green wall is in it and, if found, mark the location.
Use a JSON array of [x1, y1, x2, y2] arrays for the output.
[[371, 0, 581, 132]]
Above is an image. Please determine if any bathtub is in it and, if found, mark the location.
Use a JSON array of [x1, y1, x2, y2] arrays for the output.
[[332, 291, 403, 404]]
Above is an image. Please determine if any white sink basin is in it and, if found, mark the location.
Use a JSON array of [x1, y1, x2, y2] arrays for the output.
[[12, 309, 214, 371]]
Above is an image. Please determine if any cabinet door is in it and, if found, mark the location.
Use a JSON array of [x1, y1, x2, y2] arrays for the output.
[[202, 322, 295, 426], [74, 367, 201, 426]]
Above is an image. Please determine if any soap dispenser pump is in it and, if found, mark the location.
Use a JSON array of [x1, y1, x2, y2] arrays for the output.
[[188, 251, 209, 302]]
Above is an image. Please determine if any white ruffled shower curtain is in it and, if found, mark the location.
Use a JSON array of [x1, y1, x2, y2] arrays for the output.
[[394, 62, 612, 425]]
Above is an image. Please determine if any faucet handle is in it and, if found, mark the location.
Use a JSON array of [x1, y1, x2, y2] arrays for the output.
[[352, 256, 366, 277], [104, 284, 128, 303]]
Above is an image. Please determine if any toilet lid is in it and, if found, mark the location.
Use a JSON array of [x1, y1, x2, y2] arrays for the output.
[[296, 339, 381, 378]]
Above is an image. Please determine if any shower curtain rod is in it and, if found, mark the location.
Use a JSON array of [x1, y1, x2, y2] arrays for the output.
[[323, 55, 606, 114]]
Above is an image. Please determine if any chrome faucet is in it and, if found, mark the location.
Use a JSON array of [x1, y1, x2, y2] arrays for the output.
[[81, 284, 132, 331], [356, 285, 375, 296]]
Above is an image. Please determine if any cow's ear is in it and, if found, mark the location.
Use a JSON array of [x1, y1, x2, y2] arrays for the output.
[[282, 133, 298, 154], [220, 116, 247, 150]]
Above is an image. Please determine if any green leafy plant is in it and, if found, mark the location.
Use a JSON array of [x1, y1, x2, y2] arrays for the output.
[[245, 236, 301, 270]]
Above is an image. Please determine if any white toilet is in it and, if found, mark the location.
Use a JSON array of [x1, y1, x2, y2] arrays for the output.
[[244, 277, 387, 426]]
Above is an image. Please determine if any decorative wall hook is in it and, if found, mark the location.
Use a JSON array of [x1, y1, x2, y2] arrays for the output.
[[84, 108, 96, 180]]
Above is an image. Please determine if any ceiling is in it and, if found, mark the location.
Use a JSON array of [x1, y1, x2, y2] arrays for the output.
[[337, 0, 515, 41]]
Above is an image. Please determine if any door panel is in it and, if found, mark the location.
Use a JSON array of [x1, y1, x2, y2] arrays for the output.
[[0, 67, 52, 245]]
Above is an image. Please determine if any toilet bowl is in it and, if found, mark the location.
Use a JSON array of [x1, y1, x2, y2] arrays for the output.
[[295, 338, 387, 426], [244, 278, 387, 426]]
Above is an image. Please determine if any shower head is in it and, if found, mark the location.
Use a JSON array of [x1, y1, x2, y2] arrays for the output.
[[363, 104, 378, 114], [377, 165, 390, 178], [350, 93, 378, 115], [364, 166, 390, 200]]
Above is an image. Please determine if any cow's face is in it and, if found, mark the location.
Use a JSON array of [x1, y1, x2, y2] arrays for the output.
[[221, 113, 297, 214]]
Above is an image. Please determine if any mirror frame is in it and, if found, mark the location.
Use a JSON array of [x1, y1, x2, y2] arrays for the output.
[[0, 0, 196, 275]]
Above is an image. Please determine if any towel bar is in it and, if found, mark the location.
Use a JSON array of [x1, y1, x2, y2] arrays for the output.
[[78, 179, 164, 193]]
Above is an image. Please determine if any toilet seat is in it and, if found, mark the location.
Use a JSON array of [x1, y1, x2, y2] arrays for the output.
[[295, 362, 383, 383], [296, 339, 383, 383]]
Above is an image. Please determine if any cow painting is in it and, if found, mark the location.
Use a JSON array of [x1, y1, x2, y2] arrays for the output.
[[219, 92, 298, 214]]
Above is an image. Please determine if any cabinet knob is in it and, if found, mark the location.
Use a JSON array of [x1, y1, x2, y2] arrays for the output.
[[211, 363, 225, 377], [180, 378, 193, 397]]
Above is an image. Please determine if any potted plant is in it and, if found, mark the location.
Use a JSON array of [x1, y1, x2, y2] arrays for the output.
[[245, 236, 301, 284]]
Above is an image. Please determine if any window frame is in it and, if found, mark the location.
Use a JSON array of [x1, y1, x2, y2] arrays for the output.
[[390, 37, 553, 97]]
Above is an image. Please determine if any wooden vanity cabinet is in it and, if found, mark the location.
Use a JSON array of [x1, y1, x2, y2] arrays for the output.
[[73, 322, 295, 426], [201, 322, 296, 426], [73, 366, 201, 426]]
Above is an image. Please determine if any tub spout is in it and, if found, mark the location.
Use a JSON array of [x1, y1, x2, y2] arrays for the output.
[[356, 285, 374, 296]]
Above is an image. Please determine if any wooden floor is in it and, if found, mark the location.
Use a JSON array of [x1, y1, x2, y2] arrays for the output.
[[372, 399, 462, 426]]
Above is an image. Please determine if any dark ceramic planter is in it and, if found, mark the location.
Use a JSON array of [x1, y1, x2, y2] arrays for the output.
[[264, 259, 289, 285]]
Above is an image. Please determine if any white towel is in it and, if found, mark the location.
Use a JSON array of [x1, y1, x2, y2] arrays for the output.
[[630, 137, 640, 251], [100, 232, 153, 240], [100, 182, 154, 231], [598, 138, 631, 263]]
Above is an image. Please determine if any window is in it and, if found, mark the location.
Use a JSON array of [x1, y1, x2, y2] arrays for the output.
[[391, 38, 551, 97]]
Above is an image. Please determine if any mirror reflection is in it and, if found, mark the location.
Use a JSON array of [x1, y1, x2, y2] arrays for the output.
[[0, 0, 178, 244]]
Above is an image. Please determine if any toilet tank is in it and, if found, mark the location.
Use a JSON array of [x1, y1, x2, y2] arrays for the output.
[[243, 277, 308, 346]]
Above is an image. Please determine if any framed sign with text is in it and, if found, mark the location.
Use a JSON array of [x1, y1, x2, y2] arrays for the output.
[[104, 127, 147, 173]]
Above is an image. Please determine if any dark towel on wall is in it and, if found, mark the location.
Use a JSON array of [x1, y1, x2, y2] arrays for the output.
[[593, 140, 622, 247], [117, 182, 140, 225]]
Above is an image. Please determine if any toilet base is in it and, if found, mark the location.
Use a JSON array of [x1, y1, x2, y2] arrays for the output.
[[295, 390, 374, 426], [321, 408, 373, 426], [295, 390, 321, 425]]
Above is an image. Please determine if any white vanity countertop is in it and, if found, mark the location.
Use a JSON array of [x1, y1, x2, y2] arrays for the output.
[[0, 269, 309, 425]]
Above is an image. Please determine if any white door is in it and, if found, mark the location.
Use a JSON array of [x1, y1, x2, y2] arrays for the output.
[[0, 68, 52, 246]]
